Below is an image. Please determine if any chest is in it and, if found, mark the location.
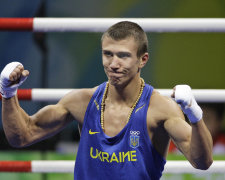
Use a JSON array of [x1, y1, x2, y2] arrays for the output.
[[103, 104, 133, 137]]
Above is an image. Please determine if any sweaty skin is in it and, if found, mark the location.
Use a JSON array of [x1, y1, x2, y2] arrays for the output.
[[2, 37, 212, 170]]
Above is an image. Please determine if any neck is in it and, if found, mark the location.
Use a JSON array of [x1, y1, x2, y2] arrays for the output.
[[101, 76, 145, 130], [107, 76, 143, 107]]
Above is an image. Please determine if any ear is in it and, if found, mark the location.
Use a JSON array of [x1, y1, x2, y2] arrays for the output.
[[139, 53, 149, 68]]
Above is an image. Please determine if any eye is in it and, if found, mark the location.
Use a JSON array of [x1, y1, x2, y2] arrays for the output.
[[103, 51, 113, 57], [117, 52, 131, 59]]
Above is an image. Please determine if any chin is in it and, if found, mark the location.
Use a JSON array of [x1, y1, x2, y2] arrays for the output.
[[109, 77, 129, 88], [108, 76, 120, 84], [109, 78, 120, 85]]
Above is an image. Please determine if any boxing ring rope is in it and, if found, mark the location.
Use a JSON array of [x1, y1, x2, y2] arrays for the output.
[[0, 160, 224, 174], [0, 18, 225, 32], [0, 89, 225, 102]]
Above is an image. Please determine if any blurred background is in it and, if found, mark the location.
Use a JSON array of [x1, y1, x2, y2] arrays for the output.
[[0, 0, 224, 179]]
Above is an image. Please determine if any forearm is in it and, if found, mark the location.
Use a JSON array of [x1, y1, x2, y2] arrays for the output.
[[2, 96, 30, 147], [2, 96, 72, 147], [0, 62, 72, 147], [189, 119, 213, 169], [172, 85, 213, 170]]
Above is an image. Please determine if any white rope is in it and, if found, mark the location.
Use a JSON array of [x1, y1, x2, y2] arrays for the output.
[[31, 89, 225, 102], [32, 160, 75, 173], [164, 161, 225, 174], [30, 160, 225, 173], [33, 18, 225, 32], [158, 89, 225, 103], [32, 89, 73, 101]]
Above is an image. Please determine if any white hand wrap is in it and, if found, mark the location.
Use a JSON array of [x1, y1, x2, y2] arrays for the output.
[[174, 85, 203, 124], [0, 62, 27, 98]]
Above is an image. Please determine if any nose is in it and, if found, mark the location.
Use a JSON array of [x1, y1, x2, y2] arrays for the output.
[[109, 57, 120, 70]]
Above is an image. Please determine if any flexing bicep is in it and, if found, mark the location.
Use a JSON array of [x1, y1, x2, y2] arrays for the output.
[[164, 117, 192, 157], [26, 104, 72, 146], [27, 87, 96, 145]]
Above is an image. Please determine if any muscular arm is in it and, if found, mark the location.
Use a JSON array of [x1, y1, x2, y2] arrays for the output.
[[1, 63, 95, 148], [2, 88, 94, 147], [2, 96, 72, 147], [2, 87, 96, 148], [163, 99, 213, 170], [149, 89, 212, 170]]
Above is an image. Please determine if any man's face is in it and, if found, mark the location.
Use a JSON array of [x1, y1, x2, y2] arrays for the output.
[[102, 36, 142, 87]]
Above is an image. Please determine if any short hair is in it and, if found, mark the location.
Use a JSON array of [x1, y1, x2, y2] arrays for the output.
[[101, 21, 148, 58]]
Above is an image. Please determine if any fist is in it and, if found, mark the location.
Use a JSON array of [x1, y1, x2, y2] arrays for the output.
[[0, 62, 29, 98], [171, 85, 193, 108], [8, 64, 29, 84], [171, 84, 203, 123]]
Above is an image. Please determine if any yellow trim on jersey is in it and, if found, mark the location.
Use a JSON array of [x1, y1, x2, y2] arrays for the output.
[[94, 99, 100, 110]]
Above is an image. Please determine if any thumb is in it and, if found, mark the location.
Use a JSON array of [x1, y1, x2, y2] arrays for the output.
[[22, 70, 29, 77], [18, 70, 29, 86]]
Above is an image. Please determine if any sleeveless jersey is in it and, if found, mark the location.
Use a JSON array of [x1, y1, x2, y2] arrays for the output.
[[74, 82, 166, 180]]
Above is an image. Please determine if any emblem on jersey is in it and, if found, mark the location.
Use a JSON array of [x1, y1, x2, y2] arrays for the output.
[[135, 104, 145, 113], [89, 129, 100, 135], [130, 131, 140, 148]]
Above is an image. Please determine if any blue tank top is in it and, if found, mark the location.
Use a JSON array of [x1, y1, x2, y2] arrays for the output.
[[74, 82, 166, 180]]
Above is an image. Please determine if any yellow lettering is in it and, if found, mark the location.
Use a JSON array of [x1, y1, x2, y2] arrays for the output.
[[119, 152, 122, 162], [90, 147, 137, 163], [110, 152, 119, 163], [90, 147, 98, 159], [97, 151, 102, 161], [102, 152, 109, 162], [130, 151, 137, 161], [90, 147, 102, 161], [122, 151, 130, 162]]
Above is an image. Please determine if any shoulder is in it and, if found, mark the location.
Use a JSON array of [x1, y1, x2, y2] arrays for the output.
[[149, 89, 184, 122], [57, 86, 98, 123], [60, 87, 98, 104]]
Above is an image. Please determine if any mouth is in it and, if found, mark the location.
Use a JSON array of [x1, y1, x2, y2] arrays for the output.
[[103, 66, 126, 81], [107, 71, 124, 78]]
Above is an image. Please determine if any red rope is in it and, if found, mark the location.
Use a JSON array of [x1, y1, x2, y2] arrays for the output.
[[0, 89, 32, 100], [17, 89, 32, 100], [0, 18, 33, 31], [0, 161, 31, 172]]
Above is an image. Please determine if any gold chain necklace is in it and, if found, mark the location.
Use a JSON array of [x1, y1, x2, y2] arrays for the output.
[[101, 78, 145, 130]]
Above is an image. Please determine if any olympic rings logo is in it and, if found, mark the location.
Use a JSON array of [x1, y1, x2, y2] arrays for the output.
[[130, 131, 140, 136]]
